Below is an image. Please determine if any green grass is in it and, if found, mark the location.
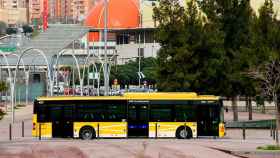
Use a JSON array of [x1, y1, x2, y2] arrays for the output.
[[16, 104, 26, 108], [13, 104, 26, 110], [31, 30, 40, 38], [257, 145, 280, 150]]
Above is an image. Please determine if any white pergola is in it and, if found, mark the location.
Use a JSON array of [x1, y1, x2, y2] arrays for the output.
[[0, 24, 114, 123]]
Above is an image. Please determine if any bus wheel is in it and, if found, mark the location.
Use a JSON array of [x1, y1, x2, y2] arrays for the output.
[[176, 126, 192, 139], [80, 126, 95, 140]]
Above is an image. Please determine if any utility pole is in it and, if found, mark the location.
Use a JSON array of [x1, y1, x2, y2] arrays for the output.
[[104, 0, 109, 95], [138, 0, 142, 88], [138, 33, 141, 88]]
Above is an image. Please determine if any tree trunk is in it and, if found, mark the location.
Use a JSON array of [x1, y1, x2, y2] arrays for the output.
[[232, 96, 238, 121], [276, 102, 280, 146], [245, 96, 249, 112], [262, 104, 266, 114], [248, 97, 252, 120]]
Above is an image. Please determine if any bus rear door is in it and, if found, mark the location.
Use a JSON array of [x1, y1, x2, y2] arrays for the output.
[[127, 101, 149, 137], [51, 105, 74, 138]]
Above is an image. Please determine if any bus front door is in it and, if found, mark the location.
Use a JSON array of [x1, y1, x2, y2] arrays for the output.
[[127, 103, 149, 137], [51, 106, 74, 138]]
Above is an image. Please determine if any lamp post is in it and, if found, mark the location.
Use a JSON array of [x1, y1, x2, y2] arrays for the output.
[[103, 0, 109, 96], [138, 34, 141, 87]]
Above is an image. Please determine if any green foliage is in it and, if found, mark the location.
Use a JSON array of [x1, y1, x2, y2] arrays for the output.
[[212, 0, 255, 97], [110, 57, 157, 87], [16, 104, 26, 108], [257, 145, 280, 150], [251, 0, 280, 99], [22, 25, 33, 34], [31, 29, 40, 38], [0, 81, 8, 92], [154, 0, 266, 98], [0, 109, 5, 120], [154, 0, 226, 93], [6, 27, 17, 35]]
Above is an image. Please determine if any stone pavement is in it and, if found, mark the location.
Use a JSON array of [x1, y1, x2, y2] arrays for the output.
[[0, 103, 279, 158]]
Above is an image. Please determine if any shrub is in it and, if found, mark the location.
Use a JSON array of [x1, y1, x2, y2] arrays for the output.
[[0, 109, 6, 120], [16, 104, 26, 108], [257, 145, 280, 150]]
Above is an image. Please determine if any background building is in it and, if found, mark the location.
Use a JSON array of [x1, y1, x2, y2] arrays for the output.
[[0, 0, 28, 26], [72, 0, 95, 23], [29, 0, 44, 25], [48, 0, 73, 23], [84, 0, 160, 65], [47, 0, 95, 24]]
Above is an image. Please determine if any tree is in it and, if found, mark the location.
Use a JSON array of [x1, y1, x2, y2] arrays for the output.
[[22, 25, 33, 35], [0, 81, 8, 92], [249, 0, 280, 144], [154, 0, 222, 92], [199, 0, 255, 121], [110, 57, 157, 88], [250, 60, 280, 145], [6, 27, 17, 35], [153, 0, 187, 91], [247, 0, 276, 119]]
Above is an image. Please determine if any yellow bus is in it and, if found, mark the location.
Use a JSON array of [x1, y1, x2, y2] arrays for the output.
[[32, 92, 225, 139]]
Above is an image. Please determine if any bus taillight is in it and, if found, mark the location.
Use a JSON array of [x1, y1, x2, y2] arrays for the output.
[[33, 123, 36, 130]]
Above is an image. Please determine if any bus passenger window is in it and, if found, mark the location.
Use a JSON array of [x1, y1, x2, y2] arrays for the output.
[[150, 105, 173, 122], [37, 106, 47, 122]]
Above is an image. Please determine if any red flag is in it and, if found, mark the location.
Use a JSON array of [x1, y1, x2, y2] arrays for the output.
[[43, 0, 48, 31]]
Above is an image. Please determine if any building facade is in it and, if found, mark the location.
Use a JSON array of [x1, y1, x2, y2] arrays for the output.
[[46, 0, 95, 24], [72, 0, 94, 22], [0, 0, 28, 26], [48, 0, 73, 23], [30, 0, 43, 24]]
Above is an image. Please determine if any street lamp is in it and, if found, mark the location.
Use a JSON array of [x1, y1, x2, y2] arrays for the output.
[[103, 0, 109, 96]]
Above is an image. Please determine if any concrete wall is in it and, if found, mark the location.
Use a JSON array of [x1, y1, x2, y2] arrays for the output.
[[116, 43, 160, 65]]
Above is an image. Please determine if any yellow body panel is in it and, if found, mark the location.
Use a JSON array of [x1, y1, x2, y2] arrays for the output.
[[32, 114, 52, 138], [34, 92, 222, 138], [37, 92, 220, 101], [74, 122, 127, 138], [149, 122, 197, 138], [219, 123, 225, 137]]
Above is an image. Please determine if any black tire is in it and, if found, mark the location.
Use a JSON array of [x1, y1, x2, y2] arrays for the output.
[[79, 126, 96, 140], [176, 126, 192, 139]]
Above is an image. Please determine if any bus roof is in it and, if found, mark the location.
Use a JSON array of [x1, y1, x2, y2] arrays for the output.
[[36, 92, 220, 101]]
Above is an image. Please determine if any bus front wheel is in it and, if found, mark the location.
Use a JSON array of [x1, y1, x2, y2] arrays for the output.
[[79, 126, 96, 140], [176, 126, 192, 139]]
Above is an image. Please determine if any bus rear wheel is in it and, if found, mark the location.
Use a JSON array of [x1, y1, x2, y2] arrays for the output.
[[80, 126, 95, 140], [176, 126, 192, 139]]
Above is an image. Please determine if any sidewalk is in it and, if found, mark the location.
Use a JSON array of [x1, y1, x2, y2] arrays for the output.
[[0, 104, 33, 141]]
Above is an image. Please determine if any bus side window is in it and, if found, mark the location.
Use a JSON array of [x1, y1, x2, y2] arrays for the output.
[[107, 103, 126, 121], [37, 105, 47, 122], [175, 105, 196, 122], [150, 104, 173, 122]]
